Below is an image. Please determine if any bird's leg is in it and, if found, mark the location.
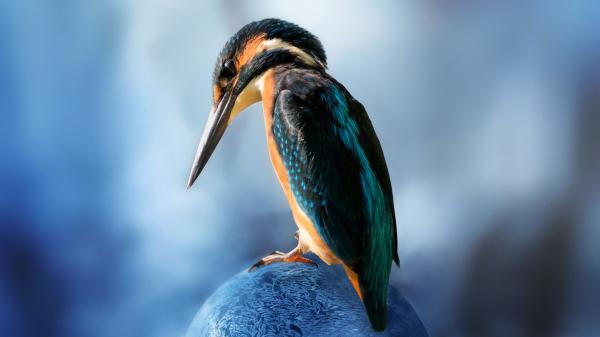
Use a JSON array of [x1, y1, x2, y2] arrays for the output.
[[249, 245, 317, 271]]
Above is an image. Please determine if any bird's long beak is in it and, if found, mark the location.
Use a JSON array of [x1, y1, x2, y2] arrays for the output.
[[187, 90, 237, 188], [187, 48, 286, 188]]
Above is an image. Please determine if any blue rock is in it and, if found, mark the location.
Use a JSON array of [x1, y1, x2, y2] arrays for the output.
[[185, 256, 429, 337]]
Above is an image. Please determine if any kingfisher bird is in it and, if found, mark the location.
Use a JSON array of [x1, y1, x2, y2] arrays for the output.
[[187, 18, 399, 331]]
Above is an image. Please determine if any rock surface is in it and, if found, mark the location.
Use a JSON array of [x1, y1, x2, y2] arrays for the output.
[[186, 256, 428, 337]]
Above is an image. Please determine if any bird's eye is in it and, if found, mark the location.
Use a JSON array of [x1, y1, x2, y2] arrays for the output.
[[222, 59, 236, 78]]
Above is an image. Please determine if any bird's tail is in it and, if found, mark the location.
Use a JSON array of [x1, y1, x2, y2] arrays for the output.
[[343, 264, 390, 331], [360, 274, 388, 331]]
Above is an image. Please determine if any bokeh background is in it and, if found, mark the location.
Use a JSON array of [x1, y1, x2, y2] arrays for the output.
[[1, 1, 599, 336]]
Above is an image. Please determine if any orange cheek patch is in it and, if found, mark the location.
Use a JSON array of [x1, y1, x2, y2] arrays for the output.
[[237, 34, 266, 69], [212, 85, 222, 104]]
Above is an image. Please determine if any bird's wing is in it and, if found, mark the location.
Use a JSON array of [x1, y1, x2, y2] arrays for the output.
[[272, 79, 398, 271], [273, 78, 397, 329]]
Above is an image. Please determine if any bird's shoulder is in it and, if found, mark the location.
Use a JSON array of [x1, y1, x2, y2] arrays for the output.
[[273, 66, 335, 100], [271, 66, 358, 134]]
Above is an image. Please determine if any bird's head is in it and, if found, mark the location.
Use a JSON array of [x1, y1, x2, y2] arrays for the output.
[[187, 18, 326, 188]]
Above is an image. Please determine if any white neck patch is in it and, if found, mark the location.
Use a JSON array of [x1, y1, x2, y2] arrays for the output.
[[259, 38, 323, 68]]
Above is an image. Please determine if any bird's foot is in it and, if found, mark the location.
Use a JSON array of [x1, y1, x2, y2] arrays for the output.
[[249, 248, 318, 272]]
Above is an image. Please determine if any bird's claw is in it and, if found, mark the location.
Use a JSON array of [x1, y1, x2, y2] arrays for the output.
[[248, 250, 318, 272], [248, 260, 266, 272]]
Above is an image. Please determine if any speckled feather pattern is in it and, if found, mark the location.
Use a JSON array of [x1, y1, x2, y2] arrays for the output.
[[272, 100, 325, 211]]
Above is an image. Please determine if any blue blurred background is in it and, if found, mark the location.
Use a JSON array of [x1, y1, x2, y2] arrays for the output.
[[1, 1, 599, 336]]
